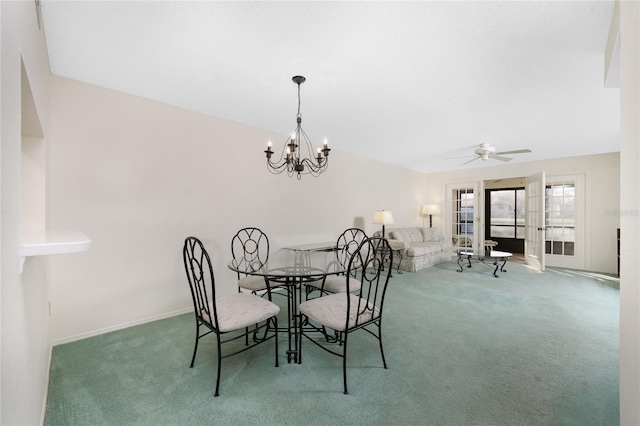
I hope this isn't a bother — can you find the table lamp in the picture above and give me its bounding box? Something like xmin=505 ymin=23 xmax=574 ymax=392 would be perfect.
xmin=420 ymin=204 xmax=440 ymax=228
xmin=373 ymin=210 xmax=394 ymax=238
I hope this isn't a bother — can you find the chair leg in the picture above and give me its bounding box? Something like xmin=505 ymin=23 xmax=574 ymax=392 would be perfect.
xmin=342 ymin=336 xmax=349 ymax=395
xmin=273 ymin=317 xmax=279 ymax=368
xmin=238 ymin=288 xmax=249 ymax=346
xmin=377 ymin=323 xmax=388 ymax=369
xmin=214 ymin=335 xmax=222 ymax=397
xmin=189 ymin=322 xmax=200 ymax=368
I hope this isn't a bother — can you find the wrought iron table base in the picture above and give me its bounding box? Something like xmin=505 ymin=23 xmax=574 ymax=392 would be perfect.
xmin=457 ymin=252 xmax=511 ymax=278
xmin=380 ymin=249 xmax=402 ymax=276
xmin=271 ymin=275 xmax=326 ymax=364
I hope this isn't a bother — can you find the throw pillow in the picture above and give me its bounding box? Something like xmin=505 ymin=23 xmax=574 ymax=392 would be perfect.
xmin=422 ymin=227 xmax=444 ymax=242
xmin=393 ymin=228 xmax=423 ymax=244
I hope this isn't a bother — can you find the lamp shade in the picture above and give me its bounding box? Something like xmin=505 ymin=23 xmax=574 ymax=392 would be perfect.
xmin=373 ymin=210 xmax=394 ymax=225
xmin=421 ymin=204 xmax=441 ymax=216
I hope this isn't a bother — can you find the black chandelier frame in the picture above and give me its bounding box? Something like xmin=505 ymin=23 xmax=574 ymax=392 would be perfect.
xmin=264 ymin=76 xmax=330 ymax=179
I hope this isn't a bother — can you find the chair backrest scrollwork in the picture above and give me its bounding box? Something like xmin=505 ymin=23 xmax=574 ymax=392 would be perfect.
xmin=345 ymin=236 xmax=393 ymax=330
xmin=183 ymin=237 xmax=218 ymax=330
xmin=335 ymin=228 xmax=367 ymax=272
xmin=231 ymin=227 xmax=270 ymax=276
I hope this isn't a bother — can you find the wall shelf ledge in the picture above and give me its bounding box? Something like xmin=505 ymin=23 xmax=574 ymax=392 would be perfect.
xmin=20 ymin=230 xmax=91 ymax=257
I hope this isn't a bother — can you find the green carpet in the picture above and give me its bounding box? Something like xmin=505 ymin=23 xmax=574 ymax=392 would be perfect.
xmin=44 ymin=260 xmax=619 ymax=425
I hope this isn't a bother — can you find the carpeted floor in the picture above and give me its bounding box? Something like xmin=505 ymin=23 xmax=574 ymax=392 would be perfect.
xmin=44 ymin=260 xmax=619 ymax=425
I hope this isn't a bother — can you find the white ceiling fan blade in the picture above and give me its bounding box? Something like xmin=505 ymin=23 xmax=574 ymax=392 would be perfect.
xmin=445 ymin=155 xmax=476 ymax=160
xmin=495 ymin=149 xmax=532 ymax=155
xmin=491 ymin=155 xmax=513 ymax=162
xmin=461 ymin=156 xmax=481 ymax=165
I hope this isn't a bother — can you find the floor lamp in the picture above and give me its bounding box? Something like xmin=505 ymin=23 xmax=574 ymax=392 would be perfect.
xmin=421 ymin=204 xmax=440 ymax=228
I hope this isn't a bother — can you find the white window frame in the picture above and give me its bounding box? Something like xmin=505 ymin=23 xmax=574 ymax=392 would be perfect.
xmin=544 ymin=174 xmax=586 ymax=270
xmin=444 ymin=181 xmax=482 ymax=251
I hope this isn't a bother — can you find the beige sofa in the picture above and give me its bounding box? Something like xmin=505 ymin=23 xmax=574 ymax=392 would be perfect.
xmin=376 ymin=227 xmax=452 ymax=272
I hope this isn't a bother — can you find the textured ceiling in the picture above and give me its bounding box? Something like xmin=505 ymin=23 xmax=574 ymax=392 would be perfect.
xmin=41 ymin=1 xmax=619 ymax=173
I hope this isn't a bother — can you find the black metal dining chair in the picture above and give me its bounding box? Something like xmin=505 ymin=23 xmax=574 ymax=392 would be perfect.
xmin=231 ymin=227 xmax=279 ymax=295
xmin=299 ymin=236 xmax=393 ymax=394
xmin=305 ymin=228 xmax=367 ymax=297
xmin=183 ymin=236 xmax=279 ymax=397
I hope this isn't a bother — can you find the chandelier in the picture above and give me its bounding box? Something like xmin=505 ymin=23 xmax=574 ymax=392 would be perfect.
xmin=264 ymin=76 xmax=330 ymax=179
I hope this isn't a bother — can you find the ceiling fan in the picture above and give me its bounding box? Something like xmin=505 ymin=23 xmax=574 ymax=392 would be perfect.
xmin=450 ymin=143 xmax=532 ymax=165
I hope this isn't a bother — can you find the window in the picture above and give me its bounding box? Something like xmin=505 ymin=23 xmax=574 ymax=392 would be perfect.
xmin=447 ymin=182 xmax=479 ymax=250
xmin=453 ymin=189 xmax=474 ymax=236
xmin=489 ymin=189 xmax=525 ymax=239
xmin=545 ymin=183 xmax=575 ymax=256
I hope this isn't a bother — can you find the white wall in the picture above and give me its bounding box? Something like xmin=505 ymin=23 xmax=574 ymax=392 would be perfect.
xmin=619 ymin=1 xmax=640 ymax=423
xmin=47 ymin=76 xmax=428 ymax=343
xmin=0 ymin=1 xmax=52 ymax=424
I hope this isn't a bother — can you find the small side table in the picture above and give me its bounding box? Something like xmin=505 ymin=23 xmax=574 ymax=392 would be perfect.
xmin=384 ymin=240 xmax=405 ymax=276
xmin=456 ymin=249 xmax=512 ymax=278
xmin=390 ymin=248 xmax=403 ymax=275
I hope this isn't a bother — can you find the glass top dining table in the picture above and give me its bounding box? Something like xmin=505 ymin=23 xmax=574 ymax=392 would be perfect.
xmin=228 ymin=249 xmax=349 ymax=364
xmin=227 ymin=248 xmax=348 ymax=281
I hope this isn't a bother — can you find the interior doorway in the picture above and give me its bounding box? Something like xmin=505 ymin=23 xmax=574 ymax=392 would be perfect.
xmin=482 ymin=174 xmax=585 ymax=270
xmin=484 ymin=186 xmax=525 ymax=254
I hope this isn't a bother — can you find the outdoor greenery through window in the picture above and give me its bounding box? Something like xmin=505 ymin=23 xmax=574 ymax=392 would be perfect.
xmin=489 ymin=189 xmax=525 ymax=239
xmin=545 ymin=182 xmax=575 ymax=256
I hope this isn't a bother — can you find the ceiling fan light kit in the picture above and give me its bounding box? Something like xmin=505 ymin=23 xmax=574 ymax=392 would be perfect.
xmin=459 ymin=143 xmax=532 ymax=165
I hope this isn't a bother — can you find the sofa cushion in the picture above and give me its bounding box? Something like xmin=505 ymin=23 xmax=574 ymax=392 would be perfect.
xmin=406 ymin=242 xmax=447 ymax=257
xmin=390 ymin=227 xmax=423 ymax=244
xmin=422 ymin=227 xmax=444 ymax=242
xmin=386 ymin=239 xmax=407 ymax=250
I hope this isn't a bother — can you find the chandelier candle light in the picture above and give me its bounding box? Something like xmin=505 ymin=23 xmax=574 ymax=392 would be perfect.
xmin=265 ymin=76 xmax=330 ymax=179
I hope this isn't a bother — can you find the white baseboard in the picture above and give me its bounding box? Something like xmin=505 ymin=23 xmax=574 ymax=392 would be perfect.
xmin=52 ymin=308 xmax=193 ymax=346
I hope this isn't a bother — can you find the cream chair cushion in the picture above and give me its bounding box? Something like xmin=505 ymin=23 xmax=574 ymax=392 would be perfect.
xmin=299 ymin=293 xmax=379 ymax=332
xmin=203 ymin=293 xmax=280 ymax=332
xmin=306 ymin=275 xmax=362 ymax=294
xmin=238 ymin=275 xmax=269 ymax=291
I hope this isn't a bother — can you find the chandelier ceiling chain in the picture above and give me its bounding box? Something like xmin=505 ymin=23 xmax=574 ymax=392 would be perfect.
xmin=264 ymin=76 xmax=330 ymax=179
